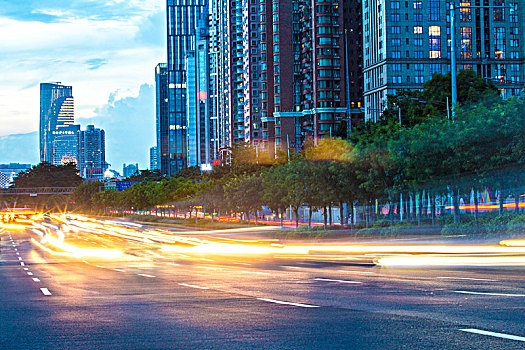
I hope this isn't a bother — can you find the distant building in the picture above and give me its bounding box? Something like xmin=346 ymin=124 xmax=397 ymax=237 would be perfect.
xmin=39 ymin=82 xmax=74 ymax=163
xmin=123 ymin=163 xmax=139 ymax=178
xmin=155 ymin=63 xmax=170 ymax=176
xmin=150 ymin=146 xmax=159 ymax=170
xmin=0 ymin=163 xmax=32 ymax=188
xmin=78 ymin=125 xmax=108 ymax=182
xmin=52 ymin=124 xmax=80 ymax=165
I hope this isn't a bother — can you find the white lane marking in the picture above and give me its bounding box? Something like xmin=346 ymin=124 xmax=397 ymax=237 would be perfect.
xmin=257 ymin=298 xmax=320 ymax=308
xmin=16 ymin=252 xmax=19 ymax=255
xmin=314 ymin=278 xmax=363 ymax=284
xmin=144 ymin=258 xmax=153 ymax=262
xmin=20 ymin=262 xmax=25 ymax=266
xmin=27 ymin=272 xmax=33 ymax=276
xmin=281 ymin=266 xmax=301 ymax=269
xmin=32 ymin=278 xmax=40 ymax=282
xmin=438 ymin=277 xmax=497 ymax=282
xmin=337 ymin=270 xmax=374 ymax=274
xmin=460 ymin=328 xmax=525 ymax=342
xmin=234 ymin=262 xmax=251 ymax=266
xmin=178 ymin=283 xmax=209 ymax=290
xmin=195 ymin=266 xmax=217 ymax=270
xmin=95 ymin=265 xmax=105 ymax=268
xmin=167 ymin=262 xmax=180 ymax=266
xmin=23 ymin=268 xmax=29 ymax=271
xmin=138 ymin=274 xmax=156 ymax=278
xmin=241 ymin=270 xmax=270 ymax=276
xmin=175 ymin=254 xmax=190 ymax=258
xmin=82 ymin=260 xmax=89 ymax=264
xmin=113 ymin=268 xmax=125 ymax=272
xmin=18 ymin=257 xmax=22 ymax=261
xmin=199 ymin=258 xmax=214 ymax=262
xmin=454 ymin=290 xmax=525 ymax=297
xmin=40 ymin=288 xmax=52 ymax=296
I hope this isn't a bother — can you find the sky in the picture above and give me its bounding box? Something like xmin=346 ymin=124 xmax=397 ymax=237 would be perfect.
xmin=0 ymin=0 xmax=166 ymax=171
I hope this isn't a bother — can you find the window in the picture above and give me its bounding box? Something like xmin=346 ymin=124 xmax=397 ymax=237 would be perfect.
xmin=392 ymin=38 xmax=401 ymax=46
xmin=429 ymin=0 xmax=440 ymax=21
xmin=414 ymin=13 xmax=423 ymax=22
xmin=392 ymin=76 xmax=402 ymax=83
xmin=391 ymin=13 xmax=400 ymax=21
xmin=415 ymin=64 xmax=424 ymax=72
xmin=494 ymin=27 xmax=506 ymax=59
xmin=415 ymin=76 xmax=425 ymax=84
xmin=392 ymin=26 xmax=401 ymax=34
xmin=318 ymin=58 xmax=333 ymax=66
xmin=392 ymin=51 xmax=401 ymax=58
xmin=414 ymin=26 xmax=423 ymax=34
xmin=510 ymin=27 xmax=519 ymax=36
xmin=494 ymin=0 xmax=504 ymax=21
xmin=414 ymin=51 xmax=424 ymax=58
xmin=414 ymin=38 xmax=423 ymax=46
xmin=460 ymin=1 xmax=471 ymax=21
xmin=510 ymin=2 xmax=518 ymax=22
xmin=413 ymin=1 xmax=422 ymax=9
xmin=510 ymin=39 xmax=519 ymax=47
xmin=495 ymin=64 xmax=506 ymax=82
xmin=391 ymin=1 xmax=400 ymax=9
xmin=274 ymin=44 xmax=279 ymax=53
xmin=392 ymin=64 xmax=401 ymax=72
xmin=461 ymin=27 xmax=472 ymax=58
xmin=430 ymin=63 xmax=441 ymax=76
xmin=429 ymin=26 xmax=441 ymax=58
xmin=510 ymin=51 xmax=519 ymax=59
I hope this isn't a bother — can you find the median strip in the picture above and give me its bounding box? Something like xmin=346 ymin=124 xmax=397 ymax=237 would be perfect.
xmin=460 ymin=328 xmax=525 ymax=342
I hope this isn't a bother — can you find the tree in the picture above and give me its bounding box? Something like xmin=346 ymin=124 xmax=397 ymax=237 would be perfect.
xmin=11 ymin=162 xmax=83 ymax=188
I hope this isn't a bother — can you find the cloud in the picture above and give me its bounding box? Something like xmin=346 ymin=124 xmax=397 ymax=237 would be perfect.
xmin=85 ymin=58 xmax=108 ymax=70
xmin=0 ymin=132 xmax=39 ymax=165
xmin=81 ymin=83 xmax=156 ymax=171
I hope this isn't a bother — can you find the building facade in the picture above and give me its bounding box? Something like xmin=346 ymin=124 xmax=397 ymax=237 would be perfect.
xmin=78 ymin=125 xmax=108 ymax=182
xmin=155 ymin=63 xmax=170 ymax=175
xmin=123 ymin=163 xmax=139 ymax=178
xmin=362 ymin=0 xmax=525 ymax=121
xmin=0 ymin=163 xmax=32 ymax=188
xmin=39 ymin=82 xmax=74 ymax=163
xmin=150 ymin=146 xmax=159 ymax=170
xmin=52 ymin=124 xmax=80 ymax=165
xmin=167 ymin=0 xmax=208 ymax=174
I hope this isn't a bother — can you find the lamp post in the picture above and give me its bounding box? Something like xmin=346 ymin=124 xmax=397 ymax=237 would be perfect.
xmin=449 ymin=3 xmax=510 ymax=119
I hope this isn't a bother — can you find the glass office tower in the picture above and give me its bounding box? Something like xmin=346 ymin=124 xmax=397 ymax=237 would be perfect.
xmin=167 ymin=0 xmax=208 ymax=174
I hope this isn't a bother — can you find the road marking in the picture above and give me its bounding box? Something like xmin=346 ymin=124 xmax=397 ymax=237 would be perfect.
xmin=314 ymin=278 xmax=363 ymax=284
xmin=16 ymin=252 xmax=19 ymax=255
xmin=95 ymin=265 xmax=105 ymax=268
xmin=20 ymin=262 xmax=25 ymax=266
xmin=82 ymin=260 xmax=89 ymax=264
xmin=233 ymin=262 xmax=251 ymax=266
xmin=32 ymin=278 xmax=40 ymax=282
xmin=18 ymin=257 xmax=22 ymax=260
xmin=195 ymin=266 xmax=217 ymax=270
xmin=199 ymin=258 xmax=214 ymax=262
xmin=23 ymin=268 xmax=29 ymax=271
xmin=454 ymin=290 xmax=525 ymax=297
xmin=438 ymin=277 xmax=497 ymax=282
xmin=138 ymin=274 xmax=156 ymax=278
xmin=113 ymin=268 xmax=125 ymax=272
xmin=40 ymin=288 xmax=52 ymax=296
xmin=460 ymin=328 xmax=525 ymax=342
xmin=27 ymin=272 xmax=33 ymax=276
xmin=257 ymin=298 xmax=320 ymax=308
xmin=281 ymin=266 xmax=301 ymax=269
xmin=178 ymin=283 xmax=209 ymax=290
xmin=241 ymin=270 xmax=270 ymax=275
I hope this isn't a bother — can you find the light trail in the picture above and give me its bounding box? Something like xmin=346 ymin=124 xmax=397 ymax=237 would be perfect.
xmin=376 ymin=255 xmax=525 ymax=267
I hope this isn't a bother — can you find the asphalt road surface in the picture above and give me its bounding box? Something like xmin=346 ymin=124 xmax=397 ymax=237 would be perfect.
xmin=1 ymin=219 xmax=524 ymax=349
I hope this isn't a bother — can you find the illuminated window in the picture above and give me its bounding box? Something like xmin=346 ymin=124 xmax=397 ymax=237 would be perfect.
xmin=414 ymin=26 xmax=423 ymax=34
xmin=429 ymin=26 xmax=441 ymax=58
xmin=461 ymin=27 xmax=472 ymax=58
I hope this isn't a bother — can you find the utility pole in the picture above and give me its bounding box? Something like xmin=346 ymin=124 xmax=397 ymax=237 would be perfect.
xmin=344 ymin=28 xmax=352 ymax=138
xmin=450 ymin=2 xmax=457 ymax=120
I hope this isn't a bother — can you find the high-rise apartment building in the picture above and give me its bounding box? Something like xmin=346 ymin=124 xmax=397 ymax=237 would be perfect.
xmin=39 ymin=82 xmax=74 ymax=163
xmin=155 ymin=63 xmax=170 ymax=175
xmin=362 ymin=0 xmax=525 ymax=121
xmin=78 ymin=125 xmax=108 ymax=182
xmin=167 ymin=0 xmax=208 ymax=173
xmin=150 ymin=146 xmax=159 ymax=170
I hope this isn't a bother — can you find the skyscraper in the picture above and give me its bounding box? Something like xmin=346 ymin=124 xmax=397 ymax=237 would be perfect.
xmin=52 ymin=124 xmax=80 ymax=165
xmin=362 ymin=0 xmax=525 ymax=121
xmin=150 ymin=146 xmax=159 ymax=170
xmin=39 ymin=82 xmax=74 ymax=163
xmin=78 ymin=125 xmax=108 ymax=182
xmin=155 ymin=63 xmax=169 ymax=175
xmin=167 ymin=0 xmax=208 ymax=174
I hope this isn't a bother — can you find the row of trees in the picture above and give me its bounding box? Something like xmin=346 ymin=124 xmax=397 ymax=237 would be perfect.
xmin=63 ymin=72 xmax=525 ymax=227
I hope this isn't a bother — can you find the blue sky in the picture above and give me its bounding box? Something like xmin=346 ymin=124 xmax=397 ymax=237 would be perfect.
xmin=0 ymin=0 xmax=165 ymax=170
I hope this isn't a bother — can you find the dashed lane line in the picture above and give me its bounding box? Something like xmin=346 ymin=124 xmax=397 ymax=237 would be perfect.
xmin=438 ymin=277 xmax=497 ymax=282
xmin=178 ymin=283 xmax=209 ymax=290
xmin=314 ymin=278 xmax=363 ymax=284
xmin=454 ymin=290 xmax=525 ymax=297
xmin=113 ymin=268 xmax=125 ymax=272
xmin=257 ymin=298 xmax=320 ymax=308
xmin=460 ymin=328 xmax=525 ymax=342
xmin=27 ymin=272 xmax=33 ymax=276
xmin=32 ymin=278 xmax=40 ymax=282
xmin=138 ymin=274 xmax=156 ymax=278
xmin=40 ymin=288 xmax=52 ymax=296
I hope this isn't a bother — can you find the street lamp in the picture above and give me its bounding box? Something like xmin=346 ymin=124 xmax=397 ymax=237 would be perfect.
xmin=449 ymin=2 xmax=510 ymax=119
